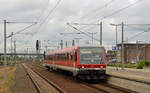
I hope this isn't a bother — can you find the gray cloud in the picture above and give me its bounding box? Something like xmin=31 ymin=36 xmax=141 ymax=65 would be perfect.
xmin=0 ymin=0 xmax=150 ymax=52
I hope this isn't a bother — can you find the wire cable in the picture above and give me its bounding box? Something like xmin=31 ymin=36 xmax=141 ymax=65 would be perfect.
xmin=34 ymin=0 xmax=62 ymax=35
xmin=67 ymin=23 xmax=100 ymax=42
xmin=75 ymin=0 xmax=143 ymax=31
xmin=127 ymin=30 xmax=147 ymax=41
xmin=36 ymin=0 xmax=50 ymax=22
xmin=7 ymin=22 xmax=37 ymax=38
xmin=72 ymin=0 xmax=116 ymax=22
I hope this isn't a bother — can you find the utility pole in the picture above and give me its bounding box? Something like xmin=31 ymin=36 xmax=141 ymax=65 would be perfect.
xmin=72 ymin=40 xmax=75 ymax=46
xmin=121 ymin=22 xmax=124 ymax=70
xmin=60 ymin=40 xmax=63 ymax=49
xmin=4 ymin=20 xmax=7 ymax=81
xmin=65 ymin=41 xmax=68 ymax=48
xmin=87 ymin=32 xmax=97 ymax=45
xmin=115 ymin=25 xmax=118 ymax=70
xmin=27 ymin=48 xmax=29 ymax=62
xmin=100 ymin=22 xmax=102 ymax=46
xmin=116 ymin=25 xmax=118 ymax=45
xmin=110 ymin=24 xmax=118 ymax=70
xmin=10 ymin=32 xmax=13 ymax=63
xmin=136 ymin=40 xmax=140 ymax=64
xmin=11 ymin=32 xmax=13 ymax=55
xmin=14 ymin=40 xmax=16 ymax=64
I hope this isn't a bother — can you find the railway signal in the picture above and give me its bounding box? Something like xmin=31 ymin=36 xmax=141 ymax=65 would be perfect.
xmin=36 ymin=40 xmax=39 ymax=51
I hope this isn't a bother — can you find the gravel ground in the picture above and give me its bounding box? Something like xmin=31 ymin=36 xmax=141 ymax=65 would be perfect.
xmin=13 ymin=64 xmax=38 ymax=93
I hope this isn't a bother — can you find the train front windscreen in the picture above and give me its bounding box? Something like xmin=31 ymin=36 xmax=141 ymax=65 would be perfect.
xmin=79 ymin=47 xmax=105 ymax=64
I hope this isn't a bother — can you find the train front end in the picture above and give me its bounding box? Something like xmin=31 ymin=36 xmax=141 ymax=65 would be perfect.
xmin=76 ymin=46 xmax=106 ymax=80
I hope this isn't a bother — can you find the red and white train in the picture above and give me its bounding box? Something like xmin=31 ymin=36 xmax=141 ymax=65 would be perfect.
xmin=44 ymin=46 xmax=106 ymax=80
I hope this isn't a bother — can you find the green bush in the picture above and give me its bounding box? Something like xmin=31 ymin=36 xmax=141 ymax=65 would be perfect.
xmin=107 ymin=63 xmax=115 ymax=67
xmin=107 ymin=63 xmax=135 ymax=68
xmin=0 ymin=60 xmax=3 ymax=65
xmin=136 ymin=61 xmax=150 ymax=69
xmin=136 ymin=64 xmax=143 ymax=69
xmin=125 ymin=64 xmax=136 ymax=68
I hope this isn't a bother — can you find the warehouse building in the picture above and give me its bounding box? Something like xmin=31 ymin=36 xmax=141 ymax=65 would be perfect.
xmin=117 ymin=43 xmax=150 ymax=63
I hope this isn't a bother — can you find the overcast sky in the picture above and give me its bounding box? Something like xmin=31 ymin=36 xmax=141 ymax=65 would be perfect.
xmin=0 ymin=0 xmax=150 ymax=53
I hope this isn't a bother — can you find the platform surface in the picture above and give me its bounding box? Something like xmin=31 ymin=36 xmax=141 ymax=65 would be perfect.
xmin=106 ymin=66 xmax=150 ymax=83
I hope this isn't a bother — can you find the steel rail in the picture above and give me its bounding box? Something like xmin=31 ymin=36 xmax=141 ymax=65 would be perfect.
xmin=22 ymin=64 xmax=43 ymax=93
xmin=28 ymin=64 xmax=66 ymax=93
xmin=79 ymin=80 xmax=137 ymax=93
xmin=34 ymin=63 xmax=137 ymax=93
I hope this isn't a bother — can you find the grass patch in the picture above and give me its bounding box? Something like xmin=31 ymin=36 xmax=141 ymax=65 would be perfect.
xmin=0 ymin=66 xmax=16 ymax=93
xmin=107 ymin=63 xmax=136 ymax=68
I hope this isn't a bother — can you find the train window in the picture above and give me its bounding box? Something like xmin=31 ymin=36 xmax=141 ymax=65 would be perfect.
xmin=71 ymin=51 xmax=73 ymax=60
xmin=45 ymin=55 xmax=47 ymax=60
xmin=67 ymin=52 xmax=69 ymax=61
xmin=74 ymin=50 xmax=77 ymax=62
xmin=56 ymin=53 xmax=67 ymax=61
xmin=48 ymin=55 xmax=53 ymax=61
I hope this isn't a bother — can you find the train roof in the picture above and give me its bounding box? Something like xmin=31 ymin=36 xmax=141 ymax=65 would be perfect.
xmin=46 ymin=46 xmax=104 ymax=55
xmin=78 ymin=46 xmax=104 ymax=48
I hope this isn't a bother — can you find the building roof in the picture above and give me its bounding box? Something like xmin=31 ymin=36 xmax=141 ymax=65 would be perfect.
xmin=117 ymin=43 xmax=150 ymax=45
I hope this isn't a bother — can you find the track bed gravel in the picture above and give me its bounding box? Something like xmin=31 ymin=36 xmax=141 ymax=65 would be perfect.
xmin=28 ymin=63 xmax=138 ymax=93
xmin=29 ymin=64 xmax=103 ymax=93
xmin=13 ymin=64 xmax=38 ymax=93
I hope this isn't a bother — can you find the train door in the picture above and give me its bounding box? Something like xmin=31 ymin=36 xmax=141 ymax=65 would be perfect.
xmin=52 ymin=53 xmax=56 ymax=70
xmin=73 ymin=49 xmax=78 ymax=77
xmin=67 ymin=52 xmax=69 ymax=65
xmin=71 ymin=51 xmax=74 ymax=67
xmin=70 ymin=49 xmax=77 ymax=68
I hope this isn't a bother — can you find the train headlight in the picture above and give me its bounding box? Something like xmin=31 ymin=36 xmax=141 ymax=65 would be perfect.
xmin=100 ymin=66 xmax=103 ymax=68
xmin=82 ymin=66 xmax=84 ymax=68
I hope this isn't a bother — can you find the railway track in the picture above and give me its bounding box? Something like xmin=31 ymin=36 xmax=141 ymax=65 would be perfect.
xmin=23 ymin=64 xmax=43 ymax=93
xmin=22 ymin=63 xmax=66 ymax=93
xmin=79 ymin=81 xmax=138 ymax=93
xmin=29 ymin=63 xmax=138 ymax=93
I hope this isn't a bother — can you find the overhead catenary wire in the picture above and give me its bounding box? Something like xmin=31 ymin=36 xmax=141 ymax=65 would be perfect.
xmin=72 ymin=0 xmax=116 ymax=22
xmin=36 ymin=0 xmax=50 ymax=22
xmin=34 ymin=0 xmax=62 ymax=35
xmin=127 ymin=30 xmax=150 ymax=41
xmin=75 ymin=0 xmax=143 ymax=31
xmin=67 ymin=23 xmax=100 ymax=42
xmin=7 ymin=22 xmax=37 ymax=38
xmin=66 ymin=0 xmax=144 ymax=46
xmin=101 ymin=0 xmax=143 ymax=20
